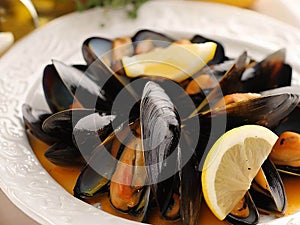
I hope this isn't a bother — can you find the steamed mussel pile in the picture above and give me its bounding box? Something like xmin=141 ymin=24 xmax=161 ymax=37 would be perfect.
xmin=23 ymin=29 xmax=300 ymax=225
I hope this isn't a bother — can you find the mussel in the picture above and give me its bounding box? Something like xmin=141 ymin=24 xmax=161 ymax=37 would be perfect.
xmin=250 ymin=158 xmax=286 ymax=214
xmin=43 ymin=60 xmax=110 ymax=112
xmin=270 ymin=131 xmax=300 ymax=176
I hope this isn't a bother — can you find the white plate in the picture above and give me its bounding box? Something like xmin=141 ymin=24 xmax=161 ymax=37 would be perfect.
xmin=0 ymin=1 xmax=300 ymax=224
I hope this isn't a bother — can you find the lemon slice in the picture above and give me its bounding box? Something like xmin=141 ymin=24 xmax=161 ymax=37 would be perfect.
xmin=202 ymin=125 xmax=278 ymax=220
xmin=122 ymin=42 xmax=217 ymax=82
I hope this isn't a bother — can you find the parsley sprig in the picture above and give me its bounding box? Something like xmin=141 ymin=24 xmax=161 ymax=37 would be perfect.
xmin=74 ymin=0 xmax=149 ymax=18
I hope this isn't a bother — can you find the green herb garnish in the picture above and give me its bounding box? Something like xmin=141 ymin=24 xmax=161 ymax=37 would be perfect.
xmin=74 ymin=0 xmax=148 ymax=18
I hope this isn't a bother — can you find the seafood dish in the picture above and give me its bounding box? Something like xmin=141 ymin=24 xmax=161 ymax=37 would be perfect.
xmin=22 ymin=29 xmax=300 ymax=225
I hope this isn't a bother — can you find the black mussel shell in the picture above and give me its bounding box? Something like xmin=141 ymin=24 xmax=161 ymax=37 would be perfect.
xmin=226 ymin=192 xmax=259 ymax=225
xmin=44 ymin=142 xmax=86 ymax=166
xmin=43 ymin=60 xmax=111 ymax=112
xmin=274 ymin=105 xmax=300 ymax=135
xmin=131 ymin=29 xmax=173 ymax=54
xmin=199 ymin=93 xmax=300 ymax=133
xmin=129 ymin=76 xmax=199 ymax=119
xmin=42 ymin=109 xmax=97 ymax=141
xmin=72 ymin=64 xmax=88 ymax=72
xmin=183 ymin=57 xmax=236 ymax=109
xmin=83 ymin=36 xmax=134 ymax=76
xmin=73 ymin=145 xmax=114 ymax=199
xmin=128 ymin=186 xmax=151 ymax=222
xmin=241 ymin=49 xmax=292 ymax=93
xmin=140 ymin=81 xmax=181 ymax=219
xmin=250 ymin=158 xmax=287 ymax=214
xmin=84 ymin=58 xmax=137 ymax=115
xmin=82 ymin=37 xmax=113 ymax=65
xmin=22 ymin=104 xmax=55 ymax=145
xmin=180 ymin=152 xmax=202 ymax=225
xmin=261 ymin=86 xmax=300 ymax=134
xmin=74 ymin=121 xmax=132 ymax=198
xmin=42 ymin=109 xmax=111 ymax=166
xmin=190 ymin=34 xmax=228 ymax=65
xmin=72 ymin=113 xmax=116 ymax=156
xmin=179 ymin=116 xmax=203 ymax=225
xmin=43 ymin=63 xmax=76 ymax=113
xmin=193 ymin=51 xmax=248 ymax=113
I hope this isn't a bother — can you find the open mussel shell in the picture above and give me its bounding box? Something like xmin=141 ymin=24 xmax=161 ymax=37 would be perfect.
xmin=73 ymin=146 xmax=114 ymax=199
xmin=82 ymin=30 xmax=172 ymax=78
xmin=199 ymin=93 xmax=300 ymax=134
xmin=226 ymin=93 xmax=299 ymax=130
xmin=193 ymin=51 xmax=249 ymax=113
xmin=128 ymin=186 xmax=151 ymax=222
xmin=131 ymin=29 xmax=173 ymax=54
xmin=193 ymin=48 xmax=293 ymax=114
xmin=43 ymin=60 xmax=111 ymax=113
xmin=43 ymin=63 xmax=77 ymax=112
xmin=226 ymin=192 xmax=259 ymax=225
xmin=83 ymin=56 xmax=138 ymax=116
xmin=183 ymin=59 xmax=236 ymax=107
xmin=241 ymin=49 xmax=292 ymax=93
xmin=74 ymin=152 xmax=111 ymax=198
xmin=140 ymin=81 xmax=181 ymax=219
xmin=82 ymin=37 xmax=113 ymax=65
xmin=83 ymin=36 xmax=134 ymax=76
xmin=22 ymin=104 xmax=56 ymax=145
xmin=109 ymin=120 xmax=146 ymax=213
xmin=74 ymin=121 xmax=133 ymax=199
xmin=260 ymin=86 xmax=300 ymax=134
xmin=250 ymin=158 xmax=287 ymax=214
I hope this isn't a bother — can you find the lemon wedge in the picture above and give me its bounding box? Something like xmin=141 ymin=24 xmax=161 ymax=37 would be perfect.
xmin=122 ymin=42 xmax=217 ymax=82
xmin=202 ymin=125 xmax=278 ymax=220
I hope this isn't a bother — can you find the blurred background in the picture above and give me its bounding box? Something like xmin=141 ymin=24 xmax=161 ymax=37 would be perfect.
xmin=0 ymin=0 xmax=76 ymax=41
xmin=0 ymin=0 xmax=256 ymax=52
xmin=1 ymin=0 xmax=299 ymax=54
